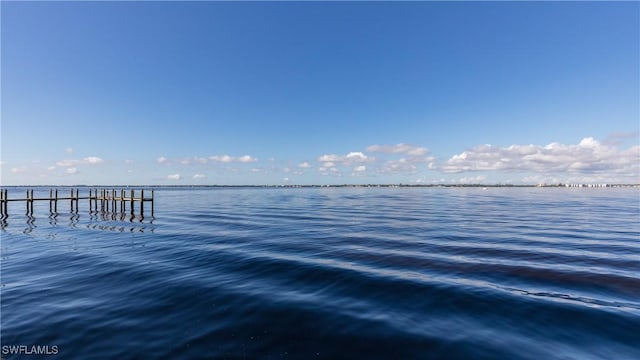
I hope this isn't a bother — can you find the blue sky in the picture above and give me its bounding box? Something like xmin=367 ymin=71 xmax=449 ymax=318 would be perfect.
xmin=2 ymin=1 xmax=638 ymax=185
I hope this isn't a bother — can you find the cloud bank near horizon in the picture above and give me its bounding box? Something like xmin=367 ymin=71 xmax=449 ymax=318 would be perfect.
xmin=153 ymin=137 xmax=640 ymax=184
xmin=2 ymin=137 xmax=638 ymax=185
xmin=442 ymin=137 xmax=639 ymax=175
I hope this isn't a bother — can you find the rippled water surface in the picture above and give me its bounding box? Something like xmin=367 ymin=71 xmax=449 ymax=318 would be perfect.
xmin=2 ymin=187 xmax=639 ymax=359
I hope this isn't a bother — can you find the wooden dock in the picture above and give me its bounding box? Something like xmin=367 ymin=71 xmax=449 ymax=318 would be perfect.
xmin=0 ymin=188 xmax=154 ymax=218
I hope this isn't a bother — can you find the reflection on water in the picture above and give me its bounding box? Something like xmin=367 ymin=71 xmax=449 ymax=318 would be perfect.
xmin=23 ymin=214 xmax=36 ymax=234
xmin=0 ymin=212 xmax=155 ymax=233
xmin=89 ymin=211 xmax=149 ymax=223
xmin=86 ymin=222 xmax=153 ymax=233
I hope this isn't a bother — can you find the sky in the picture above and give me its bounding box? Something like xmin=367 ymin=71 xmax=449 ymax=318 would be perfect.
xmin=1 ymin=1 xmax=638 ymax=185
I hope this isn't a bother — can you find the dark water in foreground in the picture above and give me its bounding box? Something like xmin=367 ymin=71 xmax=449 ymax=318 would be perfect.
xmin=1 ymin=187 xmax=639 ymax=359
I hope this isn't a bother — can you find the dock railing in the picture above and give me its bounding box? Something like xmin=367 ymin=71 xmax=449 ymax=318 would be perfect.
xmin=0 ymin=188 xmax=154 ymax=218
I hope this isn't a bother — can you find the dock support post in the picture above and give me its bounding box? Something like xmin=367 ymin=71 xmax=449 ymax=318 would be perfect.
xmin=151 ymin=190 xmax=154 ymax=217
xmin=49 ymin=189 xmax=53 ymax=213
xmin=140 ymin=190 xmax=144 ymax=217
xmin=0 ymin=189 xmax=5 ymax=217
xmin=54 ymin=189 xmax=58 ymax=213
xmin=1 ymin=189 xmax=5 ymax=217
xmin=130 ymin=190 xmax=134 ymax=216
xmin=26 ymin=189 xmax=34 ymax=215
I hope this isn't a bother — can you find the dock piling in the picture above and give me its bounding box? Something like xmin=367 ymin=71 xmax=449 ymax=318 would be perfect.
xmin=140 ymin=190 xmax=144 ymax=218
xmin=26 ymin=190 xmax=30 ymax=215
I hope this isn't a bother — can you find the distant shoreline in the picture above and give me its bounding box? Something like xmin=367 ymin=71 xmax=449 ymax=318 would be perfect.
xmin=1 ymin=184 xmax=638 ymax=189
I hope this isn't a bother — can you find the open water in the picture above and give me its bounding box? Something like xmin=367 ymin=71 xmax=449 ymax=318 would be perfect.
xmin=1 ymin=187 xmax=639 ymax=359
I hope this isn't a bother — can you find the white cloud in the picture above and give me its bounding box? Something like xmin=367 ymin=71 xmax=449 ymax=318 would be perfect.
xmin=167 ymin=173 xmax=181 ymax=180
xmin=55 ymin=157 xmax=104 ymax=168
xmin=11 ymin=166 xmax=27 ymax=173
xmin=177 ymin=157 xmax=209 ymax=165
xmin=208 ymin=154 xmax=257 ymax=163
xmin=345 ymin=152 xmax=368 ymax=161
xmin=367 ymin=143 xmax=429 ymax=156
xmin=47 ymin=166 xmax=56 ymax=171
xmin=0 ymin=161 xmax=5 ymax=166
xmin=65 ymin=147 xmax=74 ymax=154
xmin=209 ymin=155 xmax=234 ymax=163
xmin=56 ymin=159 xmax=79 ymax=167
xmin=364 ymin=143 xmax=434 ymax=175
xmin=318 ymin=154 xmax=340 ymax=162
xmin=298 ymin=162 xmax=311 ymax=169
xmin=317 ymin=151 xmax=372 ymax=167
xmin=353 ymin=165 xmax=366 ymax=172
xmin=193 ymin=174 xmax=207 ymax=179
xmin=379 ymin=158 xmax=418 ymax=174
xmin=83 ymin=156 xmax=104 ymax=165
xmin=440 ymin=137 xmax=640 ymax=182
xmin=66 ymin=167 xmax=78 ymax=174
xmin=318 ymin=165 xmax=341 ymax=176
xmin=125 ymin=159 xmax=135 ymax=164
xmin=159 ymin=155 xmax=257 ymax=166
xmin=237 ymin=155 xmax=257 ymax=163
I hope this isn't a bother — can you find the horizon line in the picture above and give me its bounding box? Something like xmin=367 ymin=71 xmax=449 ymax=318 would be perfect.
xmin=1 ymin=183 xmax=638 ymax=188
